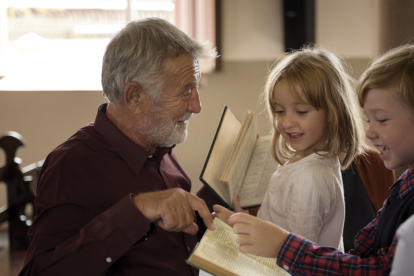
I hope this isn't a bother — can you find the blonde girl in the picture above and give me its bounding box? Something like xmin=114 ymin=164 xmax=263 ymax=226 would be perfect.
xmin=214 ymin=46 xmax=366 ymax=251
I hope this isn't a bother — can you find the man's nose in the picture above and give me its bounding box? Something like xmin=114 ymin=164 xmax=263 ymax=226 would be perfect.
xmin=188 ymin=88 xmax=202 ymax=114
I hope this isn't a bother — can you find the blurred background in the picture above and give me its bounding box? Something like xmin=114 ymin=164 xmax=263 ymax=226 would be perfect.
xmin=0 ymin=0 xmax=413 ymax=212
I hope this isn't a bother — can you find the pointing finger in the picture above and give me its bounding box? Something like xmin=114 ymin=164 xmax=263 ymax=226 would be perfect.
xmin=187 ymin=193 xmax=215 ymax=231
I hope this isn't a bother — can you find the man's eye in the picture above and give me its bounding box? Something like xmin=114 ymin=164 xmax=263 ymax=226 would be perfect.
xmin=184 ymin=85 xmax=197 ymax=97
xmin=297 ymin=111 xmax=308 ymax=115
xmin=378 ymin=119 xmax=388 ymax=123
xmin=183 ymin=88 xmax=192 ymax=97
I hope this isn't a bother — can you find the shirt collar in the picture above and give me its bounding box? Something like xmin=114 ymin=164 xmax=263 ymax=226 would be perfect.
xmin=389 ymin=168 xmax=414 ymax=199
xmin=93 ymin=103 xmax=173 ymax=175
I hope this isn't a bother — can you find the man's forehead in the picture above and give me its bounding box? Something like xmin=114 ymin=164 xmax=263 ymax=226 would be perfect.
xmin=162 ymin=54 xmax=199 ymax=75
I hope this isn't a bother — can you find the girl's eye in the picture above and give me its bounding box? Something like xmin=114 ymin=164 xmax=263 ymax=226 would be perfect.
xmin=275 ymin=110 xmax=284 ymax=114
xmin=377 ymin=119 xmax=388 ymax=123
xmin=297 ymin=111 xmax=308 ymax=115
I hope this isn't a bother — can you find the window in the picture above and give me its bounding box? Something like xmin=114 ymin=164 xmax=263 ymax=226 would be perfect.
xmin=0 ymin=0 xmax=216 ymax=91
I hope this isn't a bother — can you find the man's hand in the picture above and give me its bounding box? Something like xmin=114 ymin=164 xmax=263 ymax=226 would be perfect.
xmin=228 ymin=213 xmax=289 ymax=258
xmin=133 ymin=188 xmax=215 ymax=235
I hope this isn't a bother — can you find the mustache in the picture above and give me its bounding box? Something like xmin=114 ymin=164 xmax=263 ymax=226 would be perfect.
xmin=179 ymin=112 xmax=193 ymax=121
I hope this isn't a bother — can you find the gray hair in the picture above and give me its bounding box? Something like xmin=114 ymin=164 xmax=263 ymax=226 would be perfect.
xmin=102 ymin=17 xmax=217 ymax=104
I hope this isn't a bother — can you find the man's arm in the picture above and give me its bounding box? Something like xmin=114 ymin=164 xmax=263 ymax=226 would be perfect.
xmin=20 ymin=194 xmax=150 ymax=276
xmin=20 ymin=165 xmax=213 ymax=276
xmin=134 ymin=188 xmax=214 ymax=235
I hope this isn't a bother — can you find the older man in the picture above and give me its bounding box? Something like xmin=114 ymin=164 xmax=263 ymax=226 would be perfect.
xmin=19 ymin=18 xmax=218 ymax=276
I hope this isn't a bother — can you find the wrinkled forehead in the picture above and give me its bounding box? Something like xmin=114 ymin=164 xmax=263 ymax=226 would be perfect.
xmin=161 ymin=54 xmax=200 ymax=78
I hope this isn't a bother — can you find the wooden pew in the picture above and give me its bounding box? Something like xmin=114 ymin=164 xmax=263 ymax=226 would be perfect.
xmin=0 ymin=132 xmax=41 ymax=276
xmin=0 ymin=132 xmax=37 ymax=250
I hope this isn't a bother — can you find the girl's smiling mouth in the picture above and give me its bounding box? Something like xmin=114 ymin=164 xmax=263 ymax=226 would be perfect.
xmin=287 ymin=133 xmax=303 ymax=141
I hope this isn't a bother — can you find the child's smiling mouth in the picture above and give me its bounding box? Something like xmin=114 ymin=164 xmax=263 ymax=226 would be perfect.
xmin=376 ymin=145 xmax=389 ymax=153
xmin=287 ymin=133 xmax=303 ymax=141
xmin=376 ymin=145 xmax=390 ymax=159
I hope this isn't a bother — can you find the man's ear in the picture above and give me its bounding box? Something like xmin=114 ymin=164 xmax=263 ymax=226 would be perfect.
xmin=123 ymin=82 xmax=145 ymax=114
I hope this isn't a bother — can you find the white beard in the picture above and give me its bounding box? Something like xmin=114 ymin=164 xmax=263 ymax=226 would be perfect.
xmin=135 ymin=102 xmax=192 ymax=148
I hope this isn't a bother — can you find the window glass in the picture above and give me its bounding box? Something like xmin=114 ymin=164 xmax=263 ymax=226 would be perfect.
xmin=0 ymin=0 xmax=192 ymax=91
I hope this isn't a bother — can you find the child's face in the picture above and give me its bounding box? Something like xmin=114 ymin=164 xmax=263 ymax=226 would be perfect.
xmin=364 ymin=86 xmax=414 ymax=170
xmin=273 ymin=80 xmax=327 ymax=158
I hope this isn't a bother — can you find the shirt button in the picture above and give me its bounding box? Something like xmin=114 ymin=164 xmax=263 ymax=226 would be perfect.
xmin=283 ymin=264 xmax=289 ymax=270
xmin=106 ymin=257 xmax=112 ymax=263
xmin=148 ymin=155 xmax=153 ymax=158
xmin=145 ymin=238 xmax=148 ymax=241
xmin=187 ymin=246 xmax=191 ymax=251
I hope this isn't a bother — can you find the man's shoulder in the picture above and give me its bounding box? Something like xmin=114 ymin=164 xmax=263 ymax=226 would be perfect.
xmin=46 ymin=124 xmax=107 ymax=167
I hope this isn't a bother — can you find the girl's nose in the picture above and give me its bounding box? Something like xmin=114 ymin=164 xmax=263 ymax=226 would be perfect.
xmin=283 ymin=113 xmax=295 ymax=128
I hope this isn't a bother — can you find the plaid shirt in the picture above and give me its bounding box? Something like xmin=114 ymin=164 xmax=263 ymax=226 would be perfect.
xmin=277 ymin=169 xmax=414 ymax=276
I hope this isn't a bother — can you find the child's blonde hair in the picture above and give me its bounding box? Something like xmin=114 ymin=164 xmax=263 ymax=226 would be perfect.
xmin=357 ymin=44 xmax=414 ymax=112
xmin=263 ymin=46 xmax=366 ymax=169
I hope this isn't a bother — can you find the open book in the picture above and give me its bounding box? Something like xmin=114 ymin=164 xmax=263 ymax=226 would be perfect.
xmin=200 ymin=106 xmax=278 ymax=209
xmin=186 ymin=218 xmax=290 ymax=276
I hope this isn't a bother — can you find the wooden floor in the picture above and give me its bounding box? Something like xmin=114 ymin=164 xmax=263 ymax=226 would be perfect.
xmin=0 ymin=231 xmax=26 ymax=276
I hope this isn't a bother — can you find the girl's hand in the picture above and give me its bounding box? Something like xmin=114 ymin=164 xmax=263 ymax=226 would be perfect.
xmin=232 ymin=194 xmax=249 ymax=214
xmin=212 ymin=205 xmax=234 ymax=225
xmin=212 ymin=194 xmax=249 ymax=225
xmin=228 ymin=213 xmax=290 ymax=258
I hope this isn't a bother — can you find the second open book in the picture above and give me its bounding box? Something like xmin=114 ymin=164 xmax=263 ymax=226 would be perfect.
xmin=200 ymin=106 xmax=278 ymax=209
xmin=186 ymin=218 xmax=290 ymax=276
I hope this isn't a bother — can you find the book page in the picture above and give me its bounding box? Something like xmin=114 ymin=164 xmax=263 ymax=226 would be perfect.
xmin=221 ymin=111 xmax=253 ymax=182
xmin=221 ymin=111 xmax=251 ymax=181
xmin=238 ymin=136 xmax=278 ymax=207
xmin=200 ymin=107 xmax=241 ymax=205
xmin=228 ymin=113 xmax=258 ymax=207
xmin=192 ymin=219 xmax=289 ymax=276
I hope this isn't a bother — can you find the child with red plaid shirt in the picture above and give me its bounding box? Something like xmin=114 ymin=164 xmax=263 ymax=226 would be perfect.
xmin=226 ymin=44 xmax=414 ymax=275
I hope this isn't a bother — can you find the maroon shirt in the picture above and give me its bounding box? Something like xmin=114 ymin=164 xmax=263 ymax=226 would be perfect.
xmin=19 ymin=104 xmax=217 ymax=276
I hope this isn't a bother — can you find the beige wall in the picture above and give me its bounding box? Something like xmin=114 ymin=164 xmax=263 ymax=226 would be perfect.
xmin=316 ymin=0 xmax=376 ymax=58
xmin=222 ymin=0 xmax=377 ymax=61
xmin=221 ymin=0 xmax=284 ymax=61
xmin=0 ymin=0 xmax=376 ymax=208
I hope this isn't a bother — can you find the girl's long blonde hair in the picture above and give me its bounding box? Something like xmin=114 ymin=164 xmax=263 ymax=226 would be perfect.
xmin=263 ymin=46 xmax=366 ymax=169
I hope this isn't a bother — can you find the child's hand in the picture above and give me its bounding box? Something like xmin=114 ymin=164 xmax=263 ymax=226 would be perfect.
xmin=212 ymin=194 xmax=249 ymax=225
xmin=232 ymin=194 xmax=249 ymax=214
xmin=228 ymin=213 xmax=290 ymax=258
xmin=212 ymin=205 xmax=234 ymax=225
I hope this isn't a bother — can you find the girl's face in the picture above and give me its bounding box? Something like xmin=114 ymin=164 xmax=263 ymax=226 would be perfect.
xmin=364 ymin=86 xmax=414 ymax=171
xmin=273 ymin=79 xmax=328 ymax=160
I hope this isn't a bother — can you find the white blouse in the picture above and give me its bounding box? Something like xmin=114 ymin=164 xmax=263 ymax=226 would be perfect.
xmin=257 ymin=153 xmax=344 ymax=251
